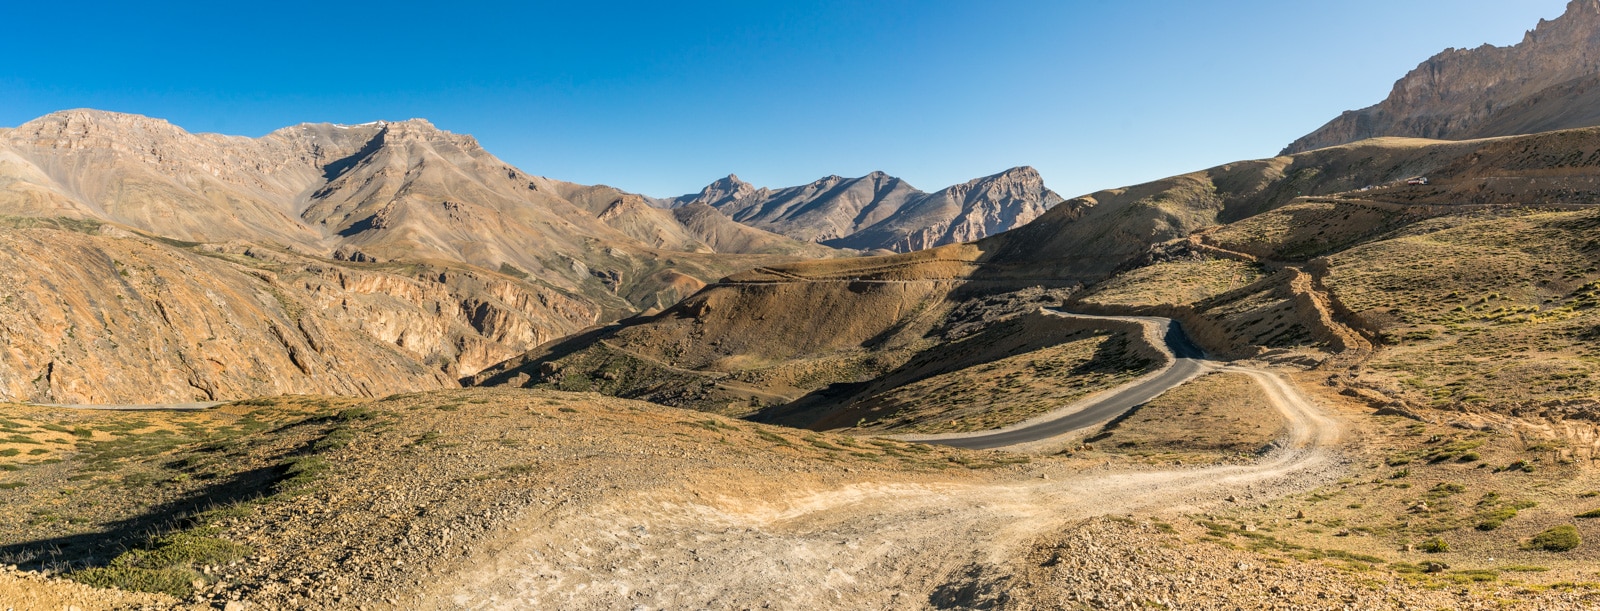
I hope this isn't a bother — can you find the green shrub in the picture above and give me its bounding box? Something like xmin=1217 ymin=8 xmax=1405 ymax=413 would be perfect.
xmin=127 ymin=532 xmax=250 ymax=569
xmin=336 ymin=407 xmax=376 ymax=421
xmin=1527 ymin=525 xmax=1582 ymax=552
xmin=1477 ymin=507 xmax=1519 ymax=531
xmin=70 ymin=531 xmax=249 ymax=598
xmin=1419 ymin=537 xmax=1450 ymax=553
xmin=72 ymin=566 xmax=197 ymax=598
xmin=312 ymin=427 xmax=356 ymax=451
xmin=276 ymin=456 xmax=329 ymax=493
xmin=1497 ymin=460 xmax=1535 ymax=473
xmin=1577 ymin=508 xmax=1600 ymax=519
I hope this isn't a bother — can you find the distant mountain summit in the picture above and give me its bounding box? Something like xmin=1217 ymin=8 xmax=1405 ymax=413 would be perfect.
xmin=1285 ymin=0 xmax=1600 ymax=154
xmin=669 ymin=167 xmax=1063 ymax=252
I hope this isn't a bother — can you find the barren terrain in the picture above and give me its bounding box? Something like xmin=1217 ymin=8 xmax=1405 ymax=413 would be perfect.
xmin=17 ymin=20 xmax=1600 ymax=606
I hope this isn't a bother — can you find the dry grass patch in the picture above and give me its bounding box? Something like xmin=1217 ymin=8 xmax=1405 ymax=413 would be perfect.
xmin=1324 ymin=208 xmax=1600 ymax=415
xmin=1078 ymin=258 xmax=1266 ymax=308
xmin=1086 ymin=372 xmax=1284 ymax=464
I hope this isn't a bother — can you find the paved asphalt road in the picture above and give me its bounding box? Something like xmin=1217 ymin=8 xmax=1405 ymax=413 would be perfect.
xmin=927 ymin=311 xmax=1209 ymax=450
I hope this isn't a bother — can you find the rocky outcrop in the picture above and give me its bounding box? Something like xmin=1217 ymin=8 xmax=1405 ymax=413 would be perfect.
xmin=670 ymin=167 xmax=1063 ymax=252
xmin=1285 ymin=0 xmax=1600 ymax=153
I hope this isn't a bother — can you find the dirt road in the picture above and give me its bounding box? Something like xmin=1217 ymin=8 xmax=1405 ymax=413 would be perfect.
xmin=421 ymin=328 xmax=1346 ymax=609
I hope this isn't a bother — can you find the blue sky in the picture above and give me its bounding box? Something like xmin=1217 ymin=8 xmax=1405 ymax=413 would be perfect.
xmin=0 ymin=0 xmax=1571 ymax=198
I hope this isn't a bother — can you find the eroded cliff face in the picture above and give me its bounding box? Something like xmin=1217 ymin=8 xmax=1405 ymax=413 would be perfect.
xmin=0 ymin=227 xmax=599 ymax=403
xmin=1285 ymin=0 xmax=1600 ymax=153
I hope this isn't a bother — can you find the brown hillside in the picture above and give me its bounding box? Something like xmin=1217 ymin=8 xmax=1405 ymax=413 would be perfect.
xmin=0 ymin=110 xmax=858 ymax=402
xmin=0 ymin=224 xmax=601 ymax=403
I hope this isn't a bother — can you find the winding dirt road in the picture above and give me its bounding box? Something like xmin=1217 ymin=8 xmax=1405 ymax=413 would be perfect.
xmin=423 ymin=315 xmax=1348 ymax=610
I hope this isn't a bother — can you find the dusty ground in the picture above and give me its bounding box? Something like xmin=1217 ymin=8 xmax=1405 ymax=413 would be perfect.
xmin=0 ymin=564 xmax=171 ymax=610
xmin=2 ymin=364 xmax=1599 ymax=609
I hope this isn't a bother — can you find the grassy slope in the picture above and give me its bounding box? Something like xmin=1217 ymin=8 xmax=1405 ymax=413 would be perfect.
xmin=1323 ymin=208 xmax=1600 ymax=413
xmin=1084 ymin=372 xmax=1286 ymax=465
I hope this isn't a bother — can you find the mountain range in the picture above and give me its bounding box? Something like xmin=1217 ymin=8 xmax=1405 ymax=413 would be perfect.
xmin=0 ymin=109 xmax=1062 ymax=403
xmin=666 ymin=167 xmax=1064 ymax=252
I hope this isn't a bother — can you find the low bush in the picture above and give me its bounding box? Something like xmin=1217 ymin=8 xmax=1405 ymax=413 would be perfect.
xmin=71 ymin=531 xmax=250 ymax=598
xmin=1527 ymin=525 xmax=1582 ymax=552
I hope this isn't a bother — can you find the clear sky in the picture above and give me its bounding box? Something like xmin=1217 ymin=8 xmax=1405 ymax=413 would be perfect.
xmin=0 ymin=0 xmax=1572 ymax=198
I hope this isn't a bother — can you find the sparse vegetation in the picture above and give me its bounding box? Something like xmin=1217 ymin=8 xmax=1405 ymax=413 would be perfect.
xmin=1527 ymin=525 xmax=1582 ymax=552
xmin=71 ymin=530 xmax=250 ymax=597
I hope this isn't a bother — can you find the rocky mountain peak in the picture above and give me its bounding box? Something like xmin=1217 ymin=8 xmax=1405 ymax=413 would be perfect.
xmin=7 ymin=109 xmax=200 ymax=150
xmin=957 ymin=166 xmax=1054 ymax=197
xmin=371 ymin=118 xmax=482 ymax=151
xmin=679 ymin=173 xmax=761 ymax=208
xmin=987 ymin=165 xmax=1043 ymax=183
xmin=712 ymin=173 xmax=752 ymax=190
xmin=1284 ymin=0 xmax=1600 ymax=153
